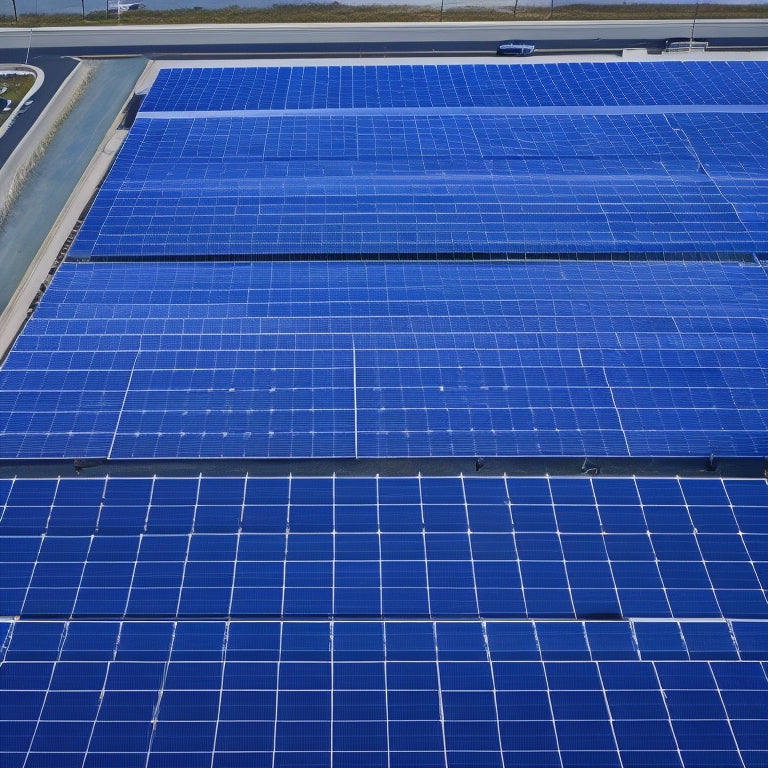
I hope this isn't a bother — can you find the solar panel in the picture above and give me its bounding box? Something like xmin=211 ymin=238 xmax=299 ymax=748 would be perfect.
xmin=2 ymin=260 xmax=767 ymax=459
xmin=69 ymin=110 xmax=768 ymax=260
xmin=2 ymin=475 xmax=767 ymax=621
xmin=3 ymin=57 xmax=768 ymax=768
xmin=1 ymin=616 xmax=766 ymax=767
xmin=65 ymin=61 xmax=768 ymax=260
xmin=139 ymin=61 xmax=768 ymax=113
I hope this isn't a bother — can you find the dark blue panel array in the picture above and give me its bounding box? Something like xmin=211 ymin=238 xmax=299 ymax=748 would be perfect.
xmin=2 ymin=475 xmax=767 ymax=621
xmin=4 ymin=58 xmax=768 ymax=768
xmin=2 ymin=260 xmax=767 ymax=459
xmin=1 ymin=617 xmax=767 ymax=768
xmin=2 ymin=475 xmax=768 ymax=767
xmin=139 ymin=61 xmax=768 ymax=112
xmin=69 ymin=109 xmax=768 ymax=259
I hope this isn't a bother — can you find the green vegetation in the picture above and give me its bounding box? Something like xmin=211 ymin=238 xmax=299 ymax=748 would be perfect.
xmin=0 ymin=73 xmax=34 ymax=128
xmin=0 ymin=2 xmax=766 ymax=26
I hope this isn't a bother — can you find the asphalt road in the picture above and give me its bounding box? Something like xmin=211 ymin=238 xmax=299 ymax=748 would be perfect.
xmin=0 ymin=19 xmax=766 ymax=60
xmin=0 ymin=55 xmax=79 ymax=168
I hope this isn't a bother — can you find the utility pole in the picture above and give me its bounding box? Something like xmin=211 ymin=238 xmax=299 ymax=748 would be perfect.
xmin=690 ymin=0 xmax=700 ymax=41
xmin=10 ymin=0 xmax=18 ymax=22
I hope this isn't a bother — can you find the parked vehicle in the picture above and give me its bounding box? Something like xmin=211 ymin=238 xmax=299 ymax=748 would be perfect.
xmin=497 ymin=40 xmax=535 ymax=57
xmin=108 ymin=2 xmax=145 ymax=11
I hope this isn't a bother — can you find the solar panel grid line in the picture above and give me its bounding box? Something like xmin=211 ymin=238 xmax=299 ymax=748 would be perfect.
xmin=66 ymin=532 xmax=100 ymax=627
xmin=418 ymin=478 xmax=435 ymax=623
xmin=369 ymin=478 xmax=386 ymax=632
xmin=208 ymin=621 xmax=230 ymax=768
xmin=278 ymin=480 xmax=290 ymax=620
xmin=225 ymin=484 xmax=248 ymax=622
xmin=330 ymin=483 xmax=338 ymax=628
xmin=173 ymin=513 xmax=196 ymax=621
xmin=646 ymin=660 xmax=687 ymax=768
xmin=592 ymin=660 xmax=628 ymax=767
xmin=626 ymin=478 xmax=677 ymax=623
xmin=16 ymin=523 xmax=54 ymax=622
xmin=140 ymin=622 xmax=172 ymax=764
xmin=432 ymin=621 xmax=456 ymax=768
xmin=380 ymin=622 xmax=393 ymax=767
xmin=351 ymin=342 xmax=358 ymax=461
xmin=77 ymin=630 xmax=114 ymax=768
xmin=547 ymin=482 xmax=580 ymax=625
xmin=587 ymin=480 xmax=625 ymax=622
xmin=706 ymin=659 xmax=750 ymax=768
xmin=269 ymin=621 xmax=284 ymax=768
xmin=452 ymin=477 xmax=482 ymax=621
xmin=674 ymin=476 xmax=729 ymax=622
xmin=18 ymin=620 xmax=68 ymax=768
xmin=533 ymin=624 xmax=570 ymax=768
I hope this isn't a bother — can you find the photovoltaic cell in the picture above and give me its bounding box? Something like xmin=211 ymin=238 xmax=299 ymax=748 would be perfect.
xmin=1 ymin=260 xmax=767 ymax=459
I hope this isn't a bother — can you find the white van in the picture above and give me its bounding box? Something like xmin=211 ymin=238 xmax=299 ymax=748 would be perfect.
xmin=497 ymin=41 xmax=536 ymax=57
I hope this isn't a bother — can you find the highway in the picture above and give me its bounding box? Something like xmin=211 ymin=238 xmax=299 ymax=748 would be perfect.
xmin=0 ymin=19 xmax=767 ymax=59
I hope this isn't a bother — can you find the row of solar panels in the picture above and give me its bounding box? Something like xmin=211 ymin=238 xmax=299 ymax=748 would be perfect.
xmin=1 ymin=260 xmax=766 ymax=459
xmin=4 ymin=540 xmax=767 ymax=619
xmin=140 ymin=61 xmax=768 ymax=113
xmin=69 ymin=110 xmax=768 ymax=259
xmin=3 ymin=618 xmax=767 ymax=662
xmin=109 ymin=113 xmax=764 ymax=175
xmin=2 ymin=618 xmax=766 ymax=768
xmin=2 ymin=475 xmax=766 ymax=620
xmin=2 ymin=475 xmax=767 ymax=532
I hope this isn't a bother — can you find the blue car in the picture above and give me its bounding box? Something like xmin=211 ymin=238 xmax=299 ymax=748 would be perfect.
xmin=497 ymin=40 xmax=535 ymax=56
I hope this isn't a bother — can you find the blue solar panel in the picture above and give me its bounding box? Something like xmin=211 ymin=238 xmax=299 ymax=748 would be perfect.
xmin=3 ymin=57 xmax=768 ymax=768
xmin=139 ymin=61 xmax=768 ymax=113
xmin=2 ymin=260 xmax=767 ymax=459
xmin=63 ymin=61 xmax=768 ymax=260
xmin=1 ymin=617 xmax=766 ymax=768
xmin=68 ymin=109 xmax=768 ymax=260
xmin=2 ymin=475 xmax=767 ymax=621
